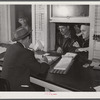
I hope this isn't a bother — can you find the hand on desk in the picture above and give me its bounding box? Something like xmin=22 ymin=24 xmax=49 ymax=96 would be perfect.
xmin=73 ymin=41 xmax=80 ymax=47
xmin=39 ymin=55 xmax=48 ymax=64
xmin=75 ymin=47 xmax=89 ymax=52
xmin=83 ymin=63 xmax=89 ymax=68
xmin=57 ymin=47 xmax=63 ymax=54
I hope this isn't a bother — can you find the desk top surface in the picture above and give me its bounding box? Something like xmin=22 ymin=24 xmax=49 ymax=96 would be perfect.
xmin=0 ymin=48 xmax=97 ymax=91
xmin=46 ymin=59 xmax=95 ymax=91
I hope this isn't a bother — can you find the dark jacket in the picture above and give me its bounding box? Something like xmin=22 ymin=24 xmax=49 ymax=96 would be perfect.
xmin=74 ymin=35 xmax=83 ymax=47
xmin=81 ymin=39 xmax=89 ymax=48
xmin=77 ymin=39 xmax=90 ymax=65
xmin=1 ymin=42 xmax=49 ymax=91
xmin=56 ymin=33 xmax=76 ymax=54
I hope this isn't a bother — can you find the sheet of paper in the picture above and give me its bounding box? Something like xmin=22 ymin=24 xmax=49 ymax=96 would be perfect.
xmin=0 ymin=57 xmax=4 ymax=61
xmin=0 ymin=66 xmax=2 ymax=71
xmin=63 ymin=52 xmax=77 ymax=58
xmin=0 ymin=47 xmax=6 ymax=54
xmin=90 ymin=60 xmax=100 ymax=69
xmin=46 ymin=56 xmax=59 ymax=64
xmin=94 ymin=86 xmax=100 ymax=91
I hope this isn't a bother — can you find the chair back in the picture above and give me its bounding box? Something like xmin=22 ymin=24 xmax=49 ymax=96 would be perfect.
xmin=0 ymin=78 xmax=10 ymax=91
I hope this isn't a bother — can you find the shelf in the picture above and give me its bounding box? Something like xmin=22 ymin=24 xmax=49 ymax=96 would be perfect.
xmin=50 ymin=17 xmax=90 ymax=23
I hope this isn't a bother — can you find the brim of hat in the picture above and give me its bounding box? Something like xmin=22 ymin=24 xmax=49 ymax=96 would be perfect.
xmin=12 ymin=30 xmax=32 ymax=41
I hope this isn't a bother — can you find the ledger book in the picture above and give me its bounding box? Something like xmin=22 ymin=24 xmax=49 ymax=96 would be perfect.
xmin=50 ymin=52 xmax=77 ymax=74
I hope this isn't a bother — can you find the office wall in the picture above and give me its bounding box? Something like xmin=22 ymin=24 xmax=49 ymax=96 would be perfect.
xmin=0 ymin=5 xmax=10 ymax=43
xmin=93 ymin=5 xmax=100 ymax=59
xmin=33 ymin=5 xmax=49 ymax=51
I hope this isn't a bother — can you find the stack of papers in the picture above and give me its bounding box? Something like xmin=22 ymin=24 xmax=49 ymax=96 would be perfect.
xmin=62 ymin=52 xmax=77 ymax=58
xmin=35 ymin=53 xmax=59 ymax=65
xmin=35 ymin=54 xmax=42 ymax=60
xmin=50 ymin=52 xmax=77 ymax=74
xmin=54 ymin=57 xmax=73 ymax=70
xmin=0 ymin=66 xmax=2 ymax=71
xmin=94 ymin=86 xmax=100 ymax=91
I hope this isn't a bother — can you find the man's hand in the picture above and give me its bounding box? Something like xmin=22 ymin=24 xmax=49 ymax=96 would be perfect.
xmin=57 ymin=47 xmax=63 ymax=54
xmin=75 ymin=47 xmax=89 ymax=52
xmin=83 ymin=63 xmax=89 ymax=68
xmin=73 ymin=41 xmax=80 ymax=47
xmin=40 ymin=55 xmax=48 ymax=64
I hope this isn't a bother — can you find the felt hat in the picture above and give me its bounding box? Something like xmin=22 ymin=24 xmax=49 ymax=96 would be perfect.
xmin=12 ymin=27 xmax=32 ymax=41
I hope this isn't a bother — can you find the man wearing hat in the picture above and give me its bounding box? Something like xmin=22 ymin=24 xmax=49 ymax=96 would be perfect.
xmin=1 ymin=27 xmax=49 ymax=91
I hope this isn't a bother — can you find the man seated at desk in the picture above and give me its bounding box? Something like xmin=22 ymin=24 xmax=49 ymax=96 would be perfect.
xmin=1 ymin=27 xmax=49 ymax=91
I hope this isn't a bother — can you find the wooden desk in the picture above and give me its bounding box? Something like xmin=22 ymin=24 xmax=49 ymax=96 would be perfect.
xmin=0 ymin=49 xmax=98 ymax=91
xmin=30 ymin=69 xmax=95 ymax=91
xmin=30 ymin=58 xmax=96 ymax=92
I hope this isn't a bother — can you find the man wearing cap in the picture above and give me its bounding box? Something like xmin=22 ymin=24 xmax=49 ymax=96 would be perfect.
xmin=1 ymin=27 xmax=49 ymax=91
xmin=56 ymin=24 xmax=79 ymax=54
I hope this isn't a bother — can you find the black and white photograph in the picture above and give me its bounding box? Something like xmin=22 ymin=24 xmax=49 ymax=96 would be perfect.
xmin=0 ymin=1 xmax=100 ymax=97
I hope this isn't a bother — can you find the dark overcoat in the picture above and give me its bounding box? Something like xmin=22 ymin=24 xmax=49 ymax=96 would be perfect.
xmin=1 ymin=42 xmax=49 ymax=91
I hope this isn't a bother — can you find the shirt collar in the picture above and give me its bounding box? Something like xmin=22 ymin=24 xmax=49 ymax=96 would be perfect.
xmin=21 ymin=43 xmax=26 ymax=48
xmin=18 ymin=42 xmax=26 ymax=48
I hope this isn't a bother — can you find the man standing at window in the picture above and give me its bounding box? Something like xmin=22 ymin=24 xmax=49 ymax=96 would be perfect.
xmin=74 ymin=24 xmax=91 ymax=70
xmin=75 ymin=24 xmax=90 ymax=58
xmin=56 ymin=24 xmax=79 ymax=54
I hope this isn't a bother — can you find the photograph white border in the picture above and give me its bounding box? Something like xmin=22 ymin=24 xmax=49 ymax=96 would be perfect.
xmin=0 ymin=1 xmax=100 ymax=99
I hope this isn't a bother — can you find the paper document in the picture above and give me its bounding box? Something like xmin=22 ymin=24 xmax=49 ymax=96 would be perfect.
xmin=94 ymin=86 xmax=100 ymax=91
xmin=90 ymin=59 xmax=100 ymax=69
xmin=46 ymin=56 xmax=59 ymax=65
xmin=63 ymin=52 xmax=77 ymax=58
xmin=51 ymin=52 xmax=76 ymax=74
xmin=54 ymin=57 xmax=73 ymax=70
xmin=0 ymin=66 xmax=2 ymax=71
xmin=35 ymin=53 xmax=59 ymax=65
xmin=0 ymin=47 xmax=6 ymax=54
xmin=0 ymin=57 xmax=4 ymax=61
